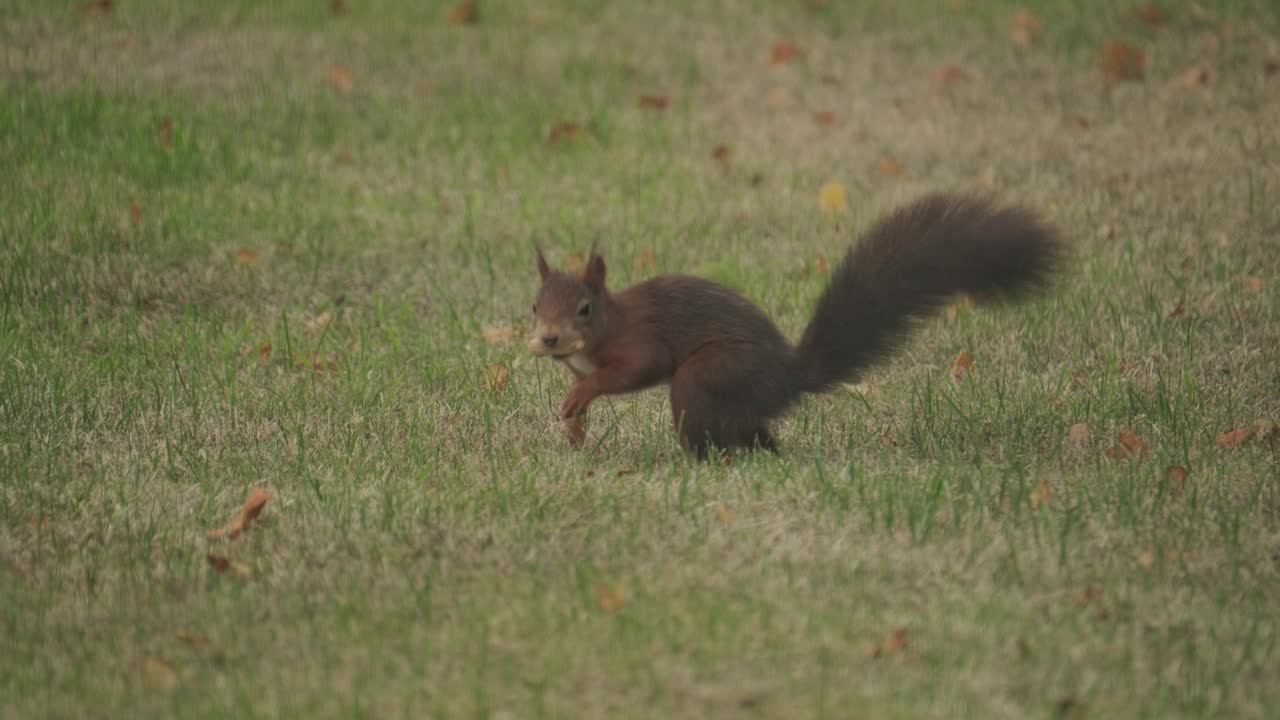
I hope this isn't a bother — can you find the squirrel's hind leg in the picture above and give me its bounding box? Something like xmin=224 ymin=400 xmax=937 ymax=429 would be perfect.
xmin=670 ymin=355 xmax=777 ymax=457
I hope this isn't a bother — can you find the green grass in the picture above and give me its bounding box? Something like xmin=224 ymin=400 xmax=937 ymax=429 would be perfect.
xmin=3 ymin=0 xmax=1279 ymax=717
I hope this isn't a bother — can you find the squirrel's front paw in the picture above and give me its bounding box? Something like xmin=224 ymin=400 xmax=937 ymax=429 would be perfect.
xmin=564 ymin=415 xmax=586 ymax=448
xmin=559 ymin=383 xmax=595 ymax=419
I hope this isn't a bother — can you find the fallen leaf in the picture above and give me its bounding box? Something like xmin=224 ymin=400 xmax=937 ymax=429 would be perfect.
xmin=633 ymin=248 xmax=657 ymax=273
xmin=79 ymin=0 xmax=112 ymax=18
xmin=713 ymin=503 xmax=736 ymax=525
xmin=1132 ymin=2 xmax=1164 ymax=26
xmin=769 ymin=42 xmax=801 ymax=65
xmin=1097 ymin=223 xmax=1115 ymax=240
xmin=1029 ymin=479 xmax=1051 ymax=509
xmin=308 ymin=311 xmax=334 ymax=330
xmin=234 ymin=248 xmax=260 ymax=267
xmin=141 ymin=656 xmax=178 ymax=690
xmin=1070 ymin=116 xmax=1090 ymax=130
xmin=156 ymin=117 xmax=174 ymax=151
xmin=257 ymin=343 xmax=272 ymax=364
xmin=1073 ymin=586 xmax=1103 ymax=608
xmin=1165 ymin=464 xmax=1189 ymax=492
xmin=813 ymin=111 xmax=841 ymax=127
xmin=815 ymin=254 xmax=828 ymax=274
xmin=1067 ymin=422 xmax=1092 ymax=445
xmin=1179 ymin=66 xmax=1210 ymax=89
xmin=329 ymin=0 xmax=348 ymax=15
xmin=483 ymin=363 xmax=510 ymax=392
xmin=711 ymin=144 xmax=732 ymax=163
xmin=870 ymin=628 xmax=907 ymax=658
xmin=1242 ymin=275 xmax=1263 ymax=291
xmin=449 ymin=0 xmax=477 ymax=25
xmin=950 ymin=350 xmax=973 ymax=378
xmin=1168 ymin=298 xmax=1185 ymax=319
xmin=336 ymin=149 xmax=354 ymax=166
xmin=129 ymin=200 xmax=142 ymax=227
xmin=1215 ymin=427 xmax=1253 ymax=448
xmin=326 ymin=64 xmax=354 ymax=94
xmin=615 ymin=466 xmax=635 ymax=477
xmin=206 ymin=553 xmax=251 ymax=578
xmin=1100 ymin=42 xmax=1145 ymax=82
xmin=482 ymin=325 xmax=516 ymax=345
xmin=547 ymin=122 xmax=582 ymax=144
xmin=174 ymin=631 xmax=210 ymax=650
xmin=818 ymin=181 xmax=847 ymax=213
xmin=878 ymin=157 xmax=907 ymax=178
xmin=207 ymin=487 xmax=271 ymax=540
xmin=1009 ymin=8 xmax=1043 ymax=48
xmin=637 ymin=95 xmax=668 ymax=110
xmin=929 ymin=64 xmax=970 ymax=92
xmin=1105 ymin=428 xmax=1147 ymax=461
xmin=593 ymin=581 xmax=625 ymax=612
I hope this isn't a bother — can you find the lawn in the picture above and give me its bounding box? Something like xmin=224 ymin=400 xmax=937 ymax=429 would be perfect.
xmin=2 ymin=1 xmax=1279 ymax=717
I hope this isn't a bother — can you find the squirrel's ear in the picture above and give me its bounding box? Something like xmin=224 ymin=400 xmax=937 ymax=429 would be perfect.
xmin=583 ymin=243 xmax=607 ymax=291
xmin=536 ymin=247 xmax=552 ymax=280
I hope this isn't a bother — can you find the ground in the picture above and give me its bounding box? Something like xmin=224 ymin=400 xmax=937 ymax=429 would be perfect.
xmin=2 ymin=1 xmax=1279 ymax=718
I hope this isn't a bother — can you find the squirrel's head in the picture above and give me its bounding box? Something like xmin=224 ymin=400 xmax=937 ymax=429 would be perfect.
xmin=528 ymin=246 xmax=608 ymax=358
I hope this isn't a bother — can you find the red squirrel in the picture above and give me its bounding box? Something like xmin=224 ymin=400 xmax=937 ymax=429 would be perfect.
xmin=528 ymin=193 xmax=1062 ymax=457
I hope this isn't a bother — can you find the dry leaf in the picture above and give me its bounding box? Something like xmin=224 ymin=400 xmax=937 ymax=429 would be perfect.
xmin=207 ymin=487 xmax=271 ymax=540
xmin=329 ymin=0 xmax=348 ymax=16
xmin=80 ymin=0 xmax=112 ymax=18
xmin=713 ymin=502 xmax=736 ymax=525
xmin=141 ymin=656 xmax=178 ymax=690
xmin=1168 ymin=298 xmax=1185 ymax=320
xmin=1067 ymin=423 xmax=1092 ymax=445
xmin=206 ymin=553 xmax=250 ymax=578
xmin=547 ymin=122 xmax=582 ymax=144
xmin=1070 ymin=116 xmax=1090 ymax=131
xmin=1073 ymin=586 xmax=1103 ymax=608
xmin=769 ymin=42 xmax=801 ymax=65
xmin=815 ymin=254 xmax=828 ymax=274
xmin=950 ymin=350 xmax=974 ymax=378
xmin=637 ymin=95 xmax=669 ymax=110
xmin=1165 ymin=464 xmax=1189 ymax=492
xmin=818 ymin=181 xmax=847 ymax=213
xmin=174 ymin=631 xmax=210 ymax=650
xmin=878 ymin=157 xmax=907 ymax=178
xmin=482 ymin=325 xmax=516 ymax=345
xmin=336 ymin=149 xmax=354 ymax=166
xmin=1029 ymin=479 xmax=1051 ymax=509
xmin=1132 ymin=2 xmax=1163 ymax=26
xmin=326 ymin=65 xmax=354 ymax=94
xmin=593 ymin=581 xmax=625 ymax=612
xmin=449 ymin=0 xmax=477 ymax=25
xmin=813 ymin=111 xmax=841 ymax=127
xmin=929 ymin=64 xmax=970 ymax=92
xmin=234 ymin=248 xmax=261 ymax=267
xmin=129 ymin=200 xmax=142 ymax=227
xmin=156 ymin=117 xmax=174 ymax=151
xmin=615 ymin=466 xmax=635 ymax=477
xmin=1256 ymin=421 xmax=1279 ymax=446
xmin=1105 ymin=428 xmax=1147 ymax=461
xmin=1179 ymin=66 xmax=1210 ymax=88
xmin=711 ymin=144 xmax=731 ymax=163
xmin=257 ymin=343 xmax=272 ymax=364
xmin=309 ymin=311 xmax=334 ymax=330
xmin=1100 ymin=42 xmax=1145 ymax=81
xmin=1215 ymin=427 xmax=1253 ymax=448
xmin=870 ymin=628 xmax=907 ymax=658
xmin=1242 ymin=275 xmax=1263 ymax=291
xmin=633 ymin=248 xmax=657 ymax=273
xmin=1009 ymin=8 xmax=1043 ymax=48
xmin=483 ymin=363 xmax=510 ymax=392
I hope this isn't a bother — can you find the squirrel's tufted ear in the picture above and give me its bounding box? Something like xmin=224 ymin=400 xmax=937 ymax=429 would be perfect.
xmin=536 ymin=246 xmax=552 ymax=280
xmin=583 ymin=243 xmax=607 ymax=291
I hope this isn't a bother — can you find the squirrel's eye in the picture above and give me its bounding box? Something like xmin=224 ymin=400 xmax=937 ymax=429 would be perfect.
xmin=578 ymin=303 xmax=591 ymax=318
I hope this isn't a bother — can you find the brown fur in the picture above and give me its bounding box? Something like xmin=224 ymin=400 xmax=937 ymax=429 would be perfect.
xmin=530 ymin=193 xmax=1063 ymax=457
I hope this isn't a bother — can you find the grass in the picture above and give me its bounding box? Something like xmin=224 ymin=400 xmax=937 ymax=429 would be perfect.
xmin=2 ymin=0 xmax=1279 ymax=717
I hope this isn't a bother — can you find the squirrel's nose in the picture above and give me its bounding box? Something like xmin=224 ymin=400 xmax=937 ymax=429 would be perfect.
xmin=541 ymin=335 xmax=559 ymax=349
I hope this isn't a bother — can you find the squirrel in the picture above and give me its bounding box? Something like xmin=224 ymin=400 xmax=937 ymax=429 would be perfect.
xmin=527 ymin=193 xmax=1062 ymax=457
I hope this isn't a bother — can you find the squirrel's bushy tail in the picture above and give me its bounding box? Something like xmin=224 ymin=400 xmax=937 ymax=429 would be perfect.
xmin=794 ymin=193 xmax=1062 ymax=394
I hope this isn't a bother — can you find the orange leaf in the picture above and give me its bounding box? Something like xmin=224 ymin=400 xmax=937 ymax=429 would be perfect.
xmin=482 ymin=325 xmax=516 ymax=345
xmin=637 ymin=95 xmax=669 ymax=110
xmin=257 ymin=343 xmax=272 ymax=364
xmin=326 ymin=65 xmax=354 ymax=94
xmin=174 ymin=631 xmax=211 ymax=650
xmin=712 ymin=502 xmax=736 ymax=525
xmin=234 ymin=248 xmax=261 ymax=267
xmin=156 ymin=117 xmax=174 ymax=151
xmin=813 ymin=111 xmax=841 ymax=127
xmin=1029 ymin=479 xmax=1051 ymax=509
xmin=1179 ymin=66 xmax=1210 ymax=88
xmin=129 ymin=200 xmax=142 ymax=227
xmin=1100 ymin=42 xmax=1145 ymax=81
xmin=449 ymin=0 xmax=477 ymax=25
xmin=1073 ymin=586 xmax=1103 ymax=608
xmin=769 ymin=42 xmax=801 ymax=65
xmin=1165 ymin=464 xmax=1189 ymax=492
xmin=950 ymin=350 xmax=973 ymax=378
xmin=308 ymin=311 xmax=334 ymax=330
xmin=329 ymin=0 xmax=348 ymax=16
xmin=929 ymin=64 xmax=970 ymax=92
xmin=593 ymin=581 xmax=625 ymax=613
xmin=1008 ymin=8 xmax=1043 ymax=48
xmin=207 ymin=488 xmax=270 ymax=540
xmin=483 ymin=364 xmax=509 ymax=392
xmin=547 ymin=122 xmax=582 ymax=144
xmin=1242 ymin=275 xmax=1263 ymax=291
xmin=711 ymin=144 xmax=731 ymax=163
xmin=1132 ymin=2 xmax=1164 ymax=26
xmin=878 ymin=157 xmax=907 ymax=178
xmin=1070 ymin=116 xmax=1090 ymax=131
xmin=1215 ymin=427 xmax=1253 ymax=448
xmin=633 ymin=247 xmax=657 ymax=274
xmin=1105 ymin=428 xmax=1147 ymax=461
xmin=79 ymin=0 xmax=112 ymax=18
xmin=141 ymin=656 xmax=178 ymax=690
xmin=870 ymin=628 xmax=907 ymax=658
xmin=815 ymin=254 xmax=828 ymax=274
